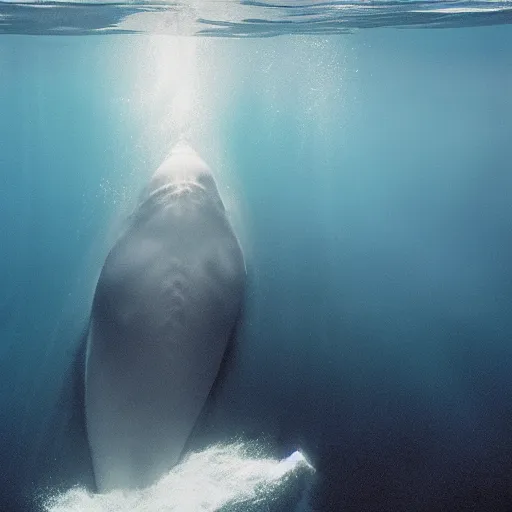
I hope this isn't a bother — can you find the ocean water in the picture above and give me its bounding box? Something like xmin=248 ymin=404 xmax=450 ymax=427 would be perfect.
xmin=1 ymin=2 xmax=512 ymax=511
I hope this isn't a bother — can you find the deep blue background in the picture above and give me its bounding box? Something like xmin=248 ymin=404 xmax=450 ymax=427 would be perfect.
xmin=0 ymin=26 xmax=511 ymax=511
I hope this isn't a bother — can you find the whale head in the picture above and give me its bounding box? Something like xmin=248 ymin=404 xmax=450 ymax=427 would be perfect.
xmin=148 ymin=142 xmax=214 ymax=195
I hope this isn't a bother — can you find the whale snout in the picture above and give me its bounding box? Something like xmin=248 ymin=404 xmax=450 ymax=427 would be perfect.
xmin=148 ymin=143 xmax=213 ymax=194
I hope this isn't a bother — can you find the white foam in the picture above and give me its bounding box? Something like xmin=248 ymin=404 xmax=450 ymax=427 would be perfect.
xmin=44 ymin=443 xmax=313 ymax=512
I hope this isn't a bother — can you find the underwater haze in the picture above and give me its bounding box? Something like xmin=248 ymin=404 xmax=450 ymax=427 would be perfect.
xmin=1 ymin=2 xmax=512 ymax=511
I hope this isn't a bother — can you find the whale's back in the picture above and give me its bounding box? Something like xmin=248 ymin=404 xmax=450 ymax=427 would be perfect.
xmin=85 ymin=152 xmax=245 ymax=491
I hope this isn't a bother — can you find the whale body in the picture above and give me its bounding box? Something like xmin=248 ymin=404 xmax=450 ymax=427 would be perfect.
xmin=85 ymin=144 xmax=246 ymax=492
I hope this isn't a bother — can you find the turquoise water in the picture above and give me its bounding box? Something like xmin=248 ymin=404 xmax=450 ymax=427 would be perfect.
xmin=1 ymin=5 xmax=512 ymax=511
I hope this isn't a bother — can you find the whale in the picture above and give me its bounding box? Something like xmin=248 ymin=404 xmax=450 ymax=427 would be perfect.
xmin=84 ymin=144 xmax=246 ymax=492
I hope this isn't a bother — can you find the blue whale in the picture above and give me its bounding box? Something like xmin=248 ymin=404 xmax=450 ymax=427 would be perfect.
xmin=84 ymin=144 xmax=246 ymax=491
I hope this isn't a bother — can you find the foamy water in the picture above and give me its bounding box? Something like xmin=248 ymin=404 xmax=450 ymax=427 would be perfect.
xmin=43 ymin=444 xmax=314 ymax=512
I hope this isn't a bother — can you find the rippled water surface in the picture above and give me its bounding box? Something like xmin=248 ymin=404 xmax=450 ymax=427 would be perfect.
xmin=1 ymin=0 xmax=511 ymax=36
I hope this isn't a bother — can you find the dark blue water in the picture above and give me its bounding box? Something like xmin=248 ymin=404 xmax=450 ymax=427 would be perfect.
xmin=1 ymin=5 xmax=512 ymax=511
